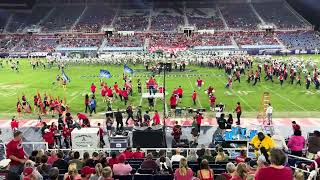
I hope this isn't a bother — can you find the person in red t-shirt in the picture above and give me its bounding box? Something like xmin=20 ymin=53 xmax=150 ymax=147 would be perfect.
xmin=43 ymin=129 xmax=54 ymax=149
xmin=209 ymin=95 xmax=216 ymax=110
xmin=292 ymin=121 xmax=301 ymax=133
xmin=234 ymin=102 xmax=242 ymax=125
xmin=101 ymin=87 xmax=107 ymax=102
xmin=152 ymin=110 xmax=160 ymax=125
xmin=177 ymin=86 xmax=183 ymax=99
xmin=11 ymin=117 xmax=19 ymax=131
xmin=108 ymin=152 xmax=118 ymax=168
xmin=122 ymin=147 xmax=134 ymax=159
xmin=195 ymin=112 xmax=203 ymax=133
xmin=77 ymin=113 xmax=90 ymax=127
xmin=133 ymin=146 xmax=145 ymax=159
xmin=62 ymin=125 xmax=71 ymax=149
xmin=170 ymin=95 xmax=177 ymax=109
xmin=90 ymin=83 xmax=96 ymax=94
xmin=192 ymin=91 xmax=197 ymax=105
xmin=255 ymin=149 xmax=292 ymax=180
xmin=171 ymin=121 xmax=182 ymax=143
xmin=196 ymin=78 xmax=203 ymax=89
xmin=235 ymin=150 xmax=247 ymax=164
xmin=6 ymin=130 xmax=27 ymax=174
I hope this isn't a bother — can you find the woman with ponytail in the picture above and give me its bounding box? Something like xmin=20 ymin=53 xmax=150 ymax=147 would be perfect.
xmin=174 ymin=158 xmax=194 ymax=180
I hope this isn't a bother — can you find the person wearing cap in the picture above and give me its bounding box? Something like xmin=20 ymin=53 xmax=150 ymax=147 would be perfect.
xmin=80 ymin=166 xmax=95 ymax=179
xmin=6 ymin=130 xmax=27 ymax=174
xmin=112 ymin=155 xmax=132 ymax=176
xmin=22 ymin=167 xmax=35 ymax=180
xmin=0 ymin=159 xmax=20 ymax=180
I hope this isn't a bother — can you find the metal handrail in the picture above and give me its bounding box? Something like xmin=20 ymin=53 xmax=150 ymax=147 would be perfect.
xmin=288 ymin=154 xmax=319 ymax=180
xmin=0 ymin=142 xmax=48 ymax=156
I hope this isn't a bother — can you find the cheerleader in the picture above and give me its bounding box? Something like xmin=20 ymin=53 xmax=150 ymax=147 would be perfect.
xmin=16 ymin=101 xmax=22 ymax=118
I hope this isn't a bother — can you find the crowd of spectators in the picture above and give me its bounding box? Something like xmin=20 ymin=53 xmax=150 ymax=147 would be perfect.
xmin=219 ymin=4 xmax=259 ymax=30
xmin=73 ymin=5 xmax=116 ymax=33
xmin=14 ymin=35 xmax=58 ymax=52
xmin=253 ymin=2 xmax=308 ymax=29
xmin=277 ymin=31 xmax=320 ymax=50
xmin=151 ymin=15 xmax=184 ymax=31
xmin=104 ymin=33 xmax=145 ymax=47
xmin=0 ymin=35 xmax=24 ymax=52
xmin=234 ymin=32 xmax=279 ymax=46
xmin=186 ymin=8 xmax=225 ymax=30
xmin=115 ymin=15 xmax=149 ymax=32
xmin=190 ymin=33 xmax=232 ymax=46
xmin=58 ymin=34 xmax=103 ymax=48
xmin=40 ymin=5 xmax=85 ymax=32
xmin=6 ymin=6 xmax=53 ymax=33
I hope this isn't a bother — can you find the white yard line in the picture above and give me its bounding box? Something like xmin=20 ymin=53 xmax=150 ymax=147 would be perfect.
xmin=263 ymin=86 xmax=307 ymax=111
xmin=187 ymin=75 xmax=203 ymax=108
xmin=216 ymin=76 xmax=255 ymax=111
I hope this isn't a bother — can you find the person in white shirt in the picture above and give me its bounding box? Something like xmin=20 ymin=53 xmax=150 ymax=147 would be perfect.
xmin=171 ymin=149 xmax=185 ymax=163
xmin=272 ymin=129 xmax=288 ymax=152
xmin=266 ymin=103 xmax=273 ymax=125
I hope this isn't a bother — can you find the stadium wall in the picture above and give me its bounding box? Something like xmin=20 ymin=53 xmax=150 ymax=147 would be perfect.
xmin=286 ymin=0 xmax=320 ymax=30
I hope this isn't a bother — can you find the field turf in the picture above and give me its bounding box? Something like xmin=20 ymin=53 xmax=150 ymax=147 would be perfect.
xmin=0 ymin=54 xmax=320 ymax=119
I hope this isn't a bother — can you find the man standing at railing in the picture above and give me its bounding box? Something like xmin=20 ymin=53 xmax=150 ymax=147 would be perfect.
xmin=6 ymin=130 xmax=27 ymax=174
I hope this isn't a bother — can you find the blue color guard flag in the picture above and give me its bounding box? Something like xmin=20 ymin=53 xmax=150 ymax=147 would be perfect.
xmin=62 ymin=70 xmax=70 ymax=82
xmin=100 ymin=69 xmax=112 ymax=78
xmin=124 ymin=64 xmax=134 ymax=74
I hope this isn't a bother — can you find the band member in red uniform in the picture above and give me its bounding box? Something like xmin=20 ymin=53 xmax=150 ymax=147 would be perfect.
xmin=196 ymin=78 xmax=203 ymax=89
xmin=90 ymin=83 xmax=96 ymax=94
xmin=195 ymin=112 xmax=203 ymax=133
xmin=77 ymin=113 xmax=90 ymax=127
xmin=122 ymin=88 xmax=129 ymax=105
xmin=209 ymin=95 xmax=216 ymax=110
xmin=62 ymin=125 xmax=71 ymax=148
xmin=171 ymin=121 xmax=182 ymax=143
xmin=177 ymin=86 xmax=183 ymax=99
xmin=192 ymin=91 xmax=197 ymax=105
xmin=234 ymin=102 xmax=242 ymax=125
xmin=101 ymin=86 xmax=107 ymax=102
xmin=43 ymin=129 xmax=54 ymax=149
xmin=279 ymin=73 xmax=284 ymax=87
xmin=207 ymin=86 xmax=214 ymax=95
xmin=114 ymin=82 xmax=119 ymax=99
xmin=152 ymin=110 xmax=160 ymax=125
xmin=11 ymin=117 xmax=19 ymax=131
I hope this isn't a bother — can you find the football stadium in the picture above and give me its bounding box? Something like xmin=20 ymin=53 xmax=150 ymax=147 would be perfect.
xmin=0 ymin=0 xmax=320 ymax=179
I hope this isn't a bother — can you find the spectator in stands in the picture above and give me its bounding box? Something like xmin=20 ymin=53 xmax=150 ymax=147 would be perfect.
xmin=140 ymin=153 xmax=158 ymax=172
xmin=22 ymin=167 xmax=37 ymax=180
xmin=288 ymin=130 xmax=305 ymax=157
xmin=48 ymin=167 xmax=59 ymax=180
xmin=292 ymin=121 xmax=301 ymax=132
xmin=37 ymin=155 xmax=51 ymax=176
xmin=302 ymin=151 xmax=320 ymax=171
xmin=221 ymin=162 xmax=236 ymax=180
xmin=294 ymin=170 xmax=304 ymax=180
xmin=29 ymin=150 xmax=38 ymax=163
xmin=90 ymin=163 xmax=103 ymax=180
xmin=230 ymin=163 xmax=248 ymax=180
xmin=122 ymin=147 xmax=134 ymax=159
xmin=84 ymin=152 xmax=99 ymax=168
xmin=107 ymin=152 xmax=118 ymax=169
xmin=101 ymin=167 xmax=113 ymax=180
xmin=22 ymin=160 xmax=43 ymax=180
xmin=69 ymin=151 xmax=83 ymax=170
xmin=112 ymin=155 xmax=132 ymax=176
xmin=174 ymin=158 xmax=193 ymax=180
xmin=272 ymin=129 xmax=289 ymax=151
xmin=215 ymin=148 xmax=229 ymax=162
xmin=64 ymin=151 xmax=74 ymax=163
xmin=307 ymin=130 xmax=320 ymax=159
xmin=47 ymin=150 xmax=58 ymax=165
xmin=64 ymin=163 xmax=81 ymax=180
xmin=133 ymin=146 xmax=145 ymax=159
xmin=197 ymin=159 xmax=214 ymax=180
xmin=52 ymin=151 xmax=68 ymax=171
xmin=203 ymin=149 xmax=215 ymax=162
xmin=187 ymin=149 xmax=198 ymax=162
xmin=171 ymin=149 xmax=185 ymax=163
xmin=82 ymin=152 xmax=90 ymax=165
xmin=80 ymin=166 xmax=95 ymax=179
xmin=0 ymin=159 xmax=20 ymax=180
xmin=0 ymin=129 xmax=5 ymax=160
xmin=6 ymin=130 xmax=27 ymax=174
xmin=255 ymin=149 xmax=292 ymax=180
xmin=157 ymin=156 xmax=173 ymax=175
xmin=235 ymin=150 xmax=248 ymax=164
xmin=250 ymin=132 xmax=275 ymax=157
xmin=156 ymin=150 xmax=171 ymax=168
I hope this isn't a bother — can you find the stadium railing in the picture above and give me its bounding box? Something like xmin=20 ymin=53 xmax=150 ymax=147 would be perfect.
xmin=288 ymin=154 xmax=319 ymax=180
xmin=0 ymin=142 xmax=48 ymax=156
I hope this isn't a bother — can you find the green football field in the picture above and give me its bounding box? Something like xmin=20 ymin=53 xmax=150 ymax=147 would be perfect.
xmin=0 ymin=54 xmax=320 ymax=119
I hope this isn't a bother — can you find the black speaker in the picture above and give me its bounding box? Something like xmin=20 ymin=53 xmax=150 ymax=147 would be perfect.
xmin=132 ymin=127 xmax=166 ymax=148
